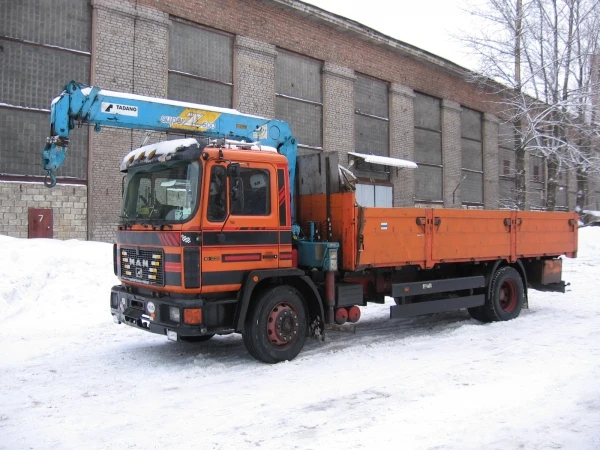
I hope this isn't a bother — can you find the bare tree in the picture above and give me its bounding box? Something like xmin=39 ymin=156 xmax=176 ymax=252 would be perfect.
xmin=458 ymin=0 xmax=600 ymax=212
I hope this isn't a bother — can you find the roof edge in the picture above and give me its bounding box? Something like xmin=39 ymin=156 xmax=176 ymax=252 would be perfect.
xmin=266 ymin=0 xmax=473 ymax=77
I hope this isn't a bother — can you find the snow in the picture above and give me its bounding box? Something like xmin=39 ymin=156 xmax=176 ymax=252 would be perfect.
xmin=120 ymin=138 xmax=279 ymax=171
xmin=349 ymin=151 xmax=418 ymax=169
xmin=78 ymin=87 xmax=268 ymax=120
xmin=120 ymin=138 xmax=200 ymax=170
xmin=1 ymin=230 xmax=599 ymax=449
xmin=0 ymin=102 xmax=50 ymax=113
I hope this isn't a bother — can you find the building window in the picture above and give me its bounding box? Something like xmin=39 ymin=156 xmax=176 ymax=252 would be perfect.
xmin=208 ymin=166 xmax=227 ymax=222
xmin=529 ymin=154 xmax=546 ymax=209
xmin=461 ymin=107 xmax=484 ymax=205
xmin=168 ymin=19 xmax=233 ymax=108
xmin=275 ymin=50 xmax=323 ymax=151
xmin=355 ymin=183 xmax=393 ymax=207
xmin=0 ymin=0 xmax=91 ymax=179
xmin=556 ymin=167 xmax=568 ymax=210
xmin=354 ymin=74 xmax=389 ymax=181
xmin=414 ymin=93 xmax=443 ymax=202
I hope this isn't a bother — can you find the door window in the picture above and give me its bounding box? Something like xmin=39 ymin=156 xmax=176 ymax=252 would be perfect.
xmin=231 ymin=168 xmax=271 ymax=216
xmin=207 ymin=165 xmax=227 ymax=222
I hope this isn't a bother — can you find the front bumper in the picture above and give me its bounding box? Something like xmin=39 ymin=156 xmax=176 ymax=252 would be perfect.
xmin=110 ymin=285 xmax=214 ymax=339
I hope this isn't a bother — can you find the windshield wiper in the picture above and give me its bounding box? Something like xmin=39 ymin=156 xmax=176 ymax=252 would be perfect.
xmin=119 ymin=214 xmax=136 ymax=229
xmin=152 ymin=219 xmax=174 ymax=230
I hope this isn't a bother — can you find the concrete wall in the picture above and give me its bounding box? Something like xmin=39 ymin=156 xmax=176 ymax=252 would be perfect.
xmin=0 ymin=183 xmax=87 ymax=240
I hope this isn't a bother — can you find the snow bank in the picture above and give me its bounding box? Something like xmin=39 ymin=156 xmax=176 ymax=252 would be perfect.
xmin=0 ymin=236 xmax=117 ymax=325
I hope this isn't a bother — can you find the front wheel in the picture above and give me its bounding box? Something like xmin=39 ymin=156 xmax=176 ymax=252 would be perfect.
xmin=243 ymin=285 xmax=308 ymax=364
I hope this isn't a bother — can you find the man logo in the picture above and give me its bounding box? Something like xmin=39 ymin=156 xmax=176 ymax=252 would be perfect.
xmin=181 ymin=235 xmax=192 ymax=244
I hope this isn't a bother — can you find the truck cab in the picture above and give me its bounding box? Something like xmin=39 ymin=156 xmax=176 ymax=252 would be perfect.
xmin=111 ymin=138 xmax=298 ymax=349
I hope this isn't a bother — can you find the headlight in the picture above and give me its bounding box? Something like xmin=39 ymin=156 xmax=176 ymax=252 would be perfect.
xmin=146 ymin=301 xmax=156 ymax=314
xmin=169 ymin=307 xmax=180 ymax=322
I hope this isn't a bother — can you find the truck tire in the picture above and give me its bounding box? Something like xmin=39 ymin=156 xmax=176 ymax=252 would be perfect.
xmin=467 ymin=306 xmax=489 ymax=322
xmin=179 ymin=334 xmax=215 ymax=343
xmin=242 ymin=285 xmax=308 ymax=364
xmin=470 ymin=266 xmax=524 ymax=322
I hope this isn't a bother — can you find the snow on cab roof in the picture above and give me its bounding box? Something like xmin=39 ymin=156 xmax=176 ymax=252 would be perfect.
xmin=120 ymin=138 xmax=199 ymax=171
xmin=120 ymin=138 xmax=280 ymax=171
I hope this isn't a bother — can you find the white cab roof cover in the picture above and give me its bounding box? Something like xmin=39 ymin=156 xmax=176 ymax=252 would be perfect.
xmin=348 ymin=151 xmax=418 ymax=169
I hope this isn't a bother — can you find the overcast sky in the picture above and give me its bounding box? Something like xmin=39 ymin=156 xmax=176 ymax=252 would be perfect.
xmin=301 ymin=0 xmax=482 ymax=70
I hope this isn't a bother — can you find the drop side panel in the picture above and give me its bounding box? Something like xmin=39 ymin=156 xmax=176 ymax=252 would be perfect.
xmin=515 ymin=211 xmax=578 ymax=258
xmin=431 ymin=209 xmax=513 ymax=263
xmin=356 ymin=207 xmax=428 ymax=269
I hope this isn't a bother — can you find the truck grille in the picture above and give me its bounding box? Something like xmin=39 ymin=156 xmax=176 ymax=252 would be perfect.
xmin=120 ymin=247 xmax=165 ymax=286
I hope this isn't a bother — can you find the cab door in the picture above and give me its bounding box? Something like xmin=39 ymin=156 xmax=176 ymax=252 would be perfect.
xmin=201 ymin=162 xmax=280 ymax=292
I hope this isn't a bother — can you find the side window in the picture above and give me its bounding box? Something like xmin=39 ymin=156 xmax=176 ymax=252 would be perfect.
xmin=231 ymin=168 xmax=271 ymax=216
xmin=207 ymin=165 xmax=227 ymax=222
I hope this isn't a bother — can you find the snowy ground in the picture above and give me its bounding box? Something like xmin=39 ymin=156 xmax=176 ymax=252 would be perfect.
xmin=1 ymin=229 xmax=599 ymax=450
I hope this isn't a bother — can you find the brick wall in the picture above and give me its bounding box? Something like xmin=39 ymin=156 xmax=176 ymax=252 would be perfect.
xmin=138 ymin=0 xmax=507 ymax=117
xmin=442 ymin=100 xmax=462 ymax=208
xmin=322 ymin=63 xmax=355 ymax=168
xmin=234 ymin=36 xmax=277 ymax=117
xmin=88 ymin=0 xmax=170 ymax=242
xmin=0 ymin=183 xmax=87 ymax=239
xmin=390 ymin=83 xmax=415 ymax=207
xmin=483 ymin=113 xmax=499 ymax=209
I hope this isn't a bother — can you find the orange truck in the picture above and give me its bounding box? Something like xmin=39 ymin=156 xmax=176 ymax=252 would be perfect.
xmin=43 ymin=82 xmax=577 ymax=363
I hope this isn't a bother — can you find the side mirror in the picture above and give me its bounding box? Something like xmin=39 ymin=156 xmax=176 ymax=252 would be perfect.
xmin=227 ymin=163 xmax=241 ymax=178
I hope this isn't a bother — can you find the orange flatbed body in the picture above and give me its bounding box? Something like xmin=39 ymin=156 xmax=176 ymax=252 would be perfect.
xmin=298 ymin=192 xmax=578 ymax=271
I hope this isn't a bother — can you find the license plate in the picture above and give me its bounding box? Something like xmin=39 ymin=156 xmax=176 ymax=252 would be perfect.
xmin=167 ymin=330 xmax=178 ymax=342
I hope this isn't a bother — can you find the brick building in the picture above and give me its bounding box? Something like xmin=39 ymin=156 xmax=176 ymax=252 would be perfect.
xmin=0 ymin=0 xmax=596 ymax=241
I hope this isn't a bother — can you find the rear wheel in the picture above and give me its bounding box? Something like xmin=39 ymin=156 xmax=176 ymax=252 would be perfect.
xmin=243 ymin=285 xmax=308 ymax=364
xmin=470 ymin=266 xmax=524 ymax=322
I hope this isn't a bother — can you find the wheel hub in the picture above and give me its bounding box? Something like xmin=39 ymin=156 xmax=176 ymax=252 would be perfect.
xmin=266 ymin=302 xmax=299 ymax=348
xmin=499 ymin=279 xmax=518 ymax=312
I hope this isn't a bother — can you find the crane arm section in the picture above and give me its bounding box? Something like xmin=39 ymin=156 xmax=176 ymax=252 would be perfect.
xmin=42 ymin=81 xmax=298 ymax=190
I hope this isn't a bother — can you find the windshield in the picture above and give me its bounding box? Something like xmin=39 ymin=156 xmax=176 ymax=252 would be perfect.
xmin=121 ymin=160 xmax=201 ymax=224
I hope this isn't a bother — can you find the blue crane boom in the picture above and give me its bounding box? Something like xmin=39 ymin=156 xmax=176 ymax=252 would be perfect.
xmin=42 ymin=81 xmax=298 ymax=192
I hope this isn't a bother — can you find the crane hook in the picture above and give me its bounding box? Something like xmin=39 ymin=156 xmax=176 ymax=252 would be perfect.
xmin=44 ymin=169 xmax=57 ymax=188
